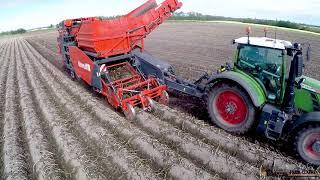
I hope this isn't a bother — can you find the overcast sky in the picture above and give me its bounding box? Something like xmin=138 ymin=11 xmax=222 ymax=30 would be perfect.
xmin=0 ymin=0 xmax=319 ymax=32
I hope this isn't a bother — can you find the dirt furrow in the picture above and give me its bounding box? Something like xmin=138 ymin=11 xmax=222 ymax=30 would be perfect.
xmin=24 ymin=40 xmax=217 ymax=179
xmin=152 ymin=104 xmax=308 ymax=171
xmin=15 ymin=39 xmax=66 ymax=180
xmin=26 ymin=39 xmax=62 ymax=69
xmin=0 ymin=44 xmax=6 ymax=54
xmin=0 ymin=40 xmax=13 ymax=178
xmin=2 ymin=39 xmax=32 ymax=180
xmin=136 ymin=112 xmax=258 ymax=179
xmin=19 ymin=39 xmax=114 ymax=180
xmin=21 ymin=39 xmax=160 ymax=179
xmin=0 ymin=42 xmax=9 ymax=59
xmin=0 ymin=41 xmax=10 ymax=74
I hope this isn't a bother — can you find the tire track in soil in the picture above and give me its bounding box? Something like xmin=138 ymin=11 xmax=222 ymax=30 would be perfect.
xmin=16 ymin=39 xmax=66 ymax=180
xmin=151 ymin=104 xmax=309 ymax=171
xmin=0 ymin=40 xmax=13 ymax=178
xmin=20 ymin=39 xmax=161 ymax=179
xmin=24 ymin=39 xmax=218 ymax=179
xmin=2 ymin=39 xmax=32 ymax=180
xmin=19 ymin=39 xmax=115 ymax=180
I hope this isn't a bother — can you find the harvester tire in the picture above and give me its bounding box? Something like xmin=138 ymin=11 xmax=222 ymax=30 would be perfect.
xmin=207 ymin=83 xmax=256 ymax=134
xmin=146 ymin=97 xmax=156 ymax=112
xmin=294 ymin=125 xmax=320 ymax=166
xmin=159 ymin=91 xmax=169 ymax=106
xmin=70 ymin=70 xmax=76 ymax=80
xmin=70 ymin=70 xmax=80 ymax=81
xmin=123 ymin=104 xmax=136 ymax=121
xmin=91 ymin=87 xmax=100 ymax=97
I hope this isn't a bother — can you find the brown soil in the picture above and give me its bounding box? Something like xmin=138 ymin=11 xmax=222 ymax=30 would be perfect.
xmin=0 ymin=22 xmax=318 ymax=179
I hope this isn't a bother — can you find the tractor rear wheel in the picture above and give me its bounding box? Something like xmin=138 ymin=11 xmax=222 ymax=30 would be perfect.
xmin=207 ymin=83 xmax=256 ymax=134
xmin=294 ymin=125 xmax=320 ymax=166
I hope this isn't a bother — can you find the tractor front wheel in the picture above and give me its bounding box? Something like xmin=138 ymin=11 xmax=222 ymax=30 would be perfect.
xmin=207 ymin=84 xmax=256 ymax=134
xmin=295 ymin=125 xmax=320 ymax=166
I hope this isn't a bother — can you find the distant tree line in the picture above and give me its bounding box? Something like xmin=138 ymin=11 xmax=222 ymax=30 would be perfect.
xmin=0 ymin=24 xmax=56 ymax=36
xmin=0 ymin=28 xmax=27 ymax=36
xmin=170 ymin=12 xmax=320 ymax=34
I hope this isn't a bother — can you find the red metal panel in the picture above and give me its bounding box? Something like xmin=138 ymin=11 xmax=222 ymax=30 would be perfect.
xmin=73 ymin=0 xmax=182 ymax=58
xmin=69 ymin=46 xmax=94 ymax=85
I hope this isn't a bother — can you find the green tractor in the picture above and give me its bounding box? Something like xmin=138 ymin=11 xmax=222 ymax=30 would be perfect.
xmin=224 ymin=36 xmax=320 ymax=165
xmin=135 ymin=31 xmax=320 ymax=165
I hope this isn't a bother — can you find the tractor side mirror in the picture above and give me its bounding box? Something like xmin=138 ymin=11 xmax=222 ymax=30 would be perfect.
xmin=296 ymin=54 xmax=304 ymax=77
xmin=287 ymin=48 xmax=293 ymax=56
xmin=306 ymin=44 xmax=311 ymax=62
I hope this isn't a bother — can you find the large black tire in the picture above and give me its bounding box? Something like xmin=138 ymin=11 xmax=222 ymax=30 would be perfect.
xmin=294 ymin=125 xmax=320 ymax=166
xmin=69 ymin=69 xmax=81 ymax=81
xmin=207 ymin=83 xmax=256 ymax=134
xmin=70 ymin=70 xmax=76 ymax=80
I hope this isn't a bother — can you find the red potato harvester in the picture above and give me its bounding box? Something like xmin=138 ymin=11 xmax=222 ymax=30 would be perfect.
xmin=57 ymin=0 xmax=182 ymax=120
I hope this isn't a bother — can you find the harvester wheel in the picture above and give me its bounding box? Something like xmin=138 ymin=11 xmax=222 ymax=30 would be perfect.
xmin=146 ymin=97 xmax=156 ymax=112
xmin=70 ymin=70 xmax=76 ymax=79
xmin=123 ymin=104 xmax=136 ymax=121
xmin=294 ymin=125 xmax=320 ymax=166
xmin=207 ymin=83 xmax=256 ymax=134
xmin=159 ymin=91 xmax=169 ymax=106
xmin=70 ymin=70 xmax=80 ymax=81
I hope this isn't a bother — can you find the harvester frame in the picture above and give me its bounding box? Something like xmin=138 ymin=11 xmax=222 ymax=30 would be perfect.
xmin=57 ymin=0 xmax=182 ymax=119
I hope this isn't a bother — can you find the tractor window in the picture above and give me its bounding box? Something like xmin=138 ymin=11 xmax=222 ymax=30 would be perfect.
xmin=237 ymin=45 xmax=284 ymax=101
xmin=238 ymin=45 xmax=283 ymax=75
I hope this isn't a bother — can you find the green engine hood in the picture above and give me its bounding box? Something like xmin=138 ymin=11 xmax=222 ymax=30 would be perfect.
xmin=295 ymin=76 xmax=320 ymax=112
xmin=300 ymin=76 xmax=320 ymax=95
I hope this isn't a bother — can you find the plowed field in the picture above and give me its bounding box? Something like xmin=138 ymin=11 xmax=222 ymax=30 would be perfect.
xmin=0 ymin=22 xmax=318 ymax=179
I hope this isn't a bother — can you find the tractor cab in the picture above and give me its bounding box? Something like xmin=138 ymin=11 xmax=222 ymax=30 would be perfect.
xmin=234 ymin=37 xmax=293 ymax=104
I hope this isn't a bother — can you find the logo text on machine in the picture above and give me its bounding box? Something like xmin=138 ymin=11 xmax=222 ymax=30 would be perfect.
xmin=78 ymin=61 xmax=91 ymax=72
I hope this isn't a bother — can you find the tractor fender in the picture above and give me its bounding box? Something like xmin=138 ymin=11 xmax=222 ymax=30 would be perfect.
xmin=283 ymin=112 xmax=320 ymax=137
xmin=206 ymin=71 xmax=267 ymax=108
